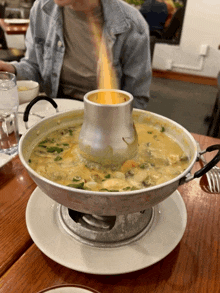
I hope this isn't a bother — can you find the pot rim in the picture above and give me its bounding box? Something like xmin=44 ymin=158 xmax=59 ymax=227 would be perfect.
xmin=84 ymin=89 xmax=133 ymax=108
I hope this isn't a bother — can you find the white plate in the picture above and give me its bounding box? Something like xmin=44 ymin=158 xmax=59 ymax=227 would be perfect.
xmin=26 ymin=188 xmax=187 ymax=275
xmin=38 ymin=284 xmax=100 ymax=293
xmin=0 ymin=153 xmax=13 ymax=168
xmin=4 ymin=19 xmax=30 ymax=24
xmin=18 ymin=99 xmax=83 ymax=135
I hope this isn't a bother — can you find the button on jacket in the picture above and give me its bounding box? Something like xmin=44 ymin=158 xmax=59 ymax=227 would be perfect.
xmin=12 ymin=0 xmax=152 ymax=108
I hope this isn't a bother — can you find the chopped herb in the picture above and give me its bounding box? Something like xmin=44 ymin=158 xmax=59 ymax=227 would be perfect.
xmin=68 ymin=182 xmax=85 ymax=189
xmin=54 ymin=156 xmax=62 ymax=161
xmin=38 ymin=144 xmax=47 ymax=148
xmin=28 ymin=159 xmax=31 ymax=163
xmin=140 ymin=163 xmax=148 ymax=169
xmin=105 ymin=174 xmax=111 ymax=178
xmin=72 ymin=176 xmax=81 ymax=182
xmin=47 ymin=147 xmax=63 ymax=153
xmin=100 ymin=188 xmax=109 ymax=192
xmin=161 ymin=126 xmax=165 ymax=132
xmin=109 ymin=190 xmax=119 ymax=192
xmin=63 ymin=143 xmax=69 ymax=146
xmin=148 ymin=131 xmax=152 ymax=134
xmin=69 ymin=129 xmax=73 ymax=136
xmin=39 ymin=139 xmax=48 ymax=145
xmin=123 ymin=186 xmax=131 ymax=191
xmin=39 ymin=138 xmax=54 ymax=144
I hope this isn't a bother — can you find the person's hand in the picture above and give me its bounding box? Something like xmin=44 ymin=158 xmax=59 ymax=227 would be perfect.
xmin=0 ymin=61 xmax=16 ymax=74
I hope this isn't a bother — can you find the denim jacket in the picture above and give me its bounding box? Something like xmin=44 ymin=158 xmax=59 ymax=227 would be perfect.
xmin=12 ymin=0 xmax=152 ymax=109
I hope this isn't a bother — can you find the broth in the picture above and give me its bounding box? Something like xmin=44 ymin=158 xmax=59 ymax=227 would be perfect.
xmin=28 ymin=122 xmax=189 ymax=192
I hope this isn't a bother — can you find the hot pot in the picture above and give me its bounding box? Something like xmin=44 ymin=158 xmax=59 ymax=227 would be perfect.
xmin=19 ymin=96 xmax=220 ymax=216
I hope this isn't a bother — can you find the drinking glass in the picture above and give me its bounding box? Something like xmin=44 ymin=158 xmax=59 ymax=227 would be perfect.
xmin=0 ymin=72 xmax=19 ymax=156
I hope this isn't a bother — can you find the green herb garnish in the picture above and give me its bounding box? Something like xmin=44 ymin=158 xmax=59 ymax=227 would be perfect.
xmin=140 ymin=164 xmax=146 ymax=169
xmin=123 ymin=186 xmax=131 ymax=191
xmin=47 ymin=147 xmax=63 ymax=153
xmin=68 ymin=182 xmax=85 ymax=189
xmin=54 ymin=156 xmax=62 ymax=161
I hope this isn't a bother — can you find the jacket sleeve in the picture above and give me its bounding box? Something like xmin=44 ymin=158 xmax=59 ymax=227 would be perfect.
xmin=120 ymin=12 xmax=152 ymax=109
xmin=11 ymin=3 xmax=43 ymax=84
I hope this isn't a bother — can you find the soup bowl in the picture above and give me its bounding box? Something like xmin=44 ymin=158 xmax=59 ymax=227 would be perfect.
xmin=19 ymin=98 xmax=220 ymax=216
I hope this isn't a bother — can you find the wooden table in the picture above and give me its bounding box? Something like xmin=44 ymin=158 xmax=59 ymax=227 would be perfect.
xmin=0 ymin=19 xmax=29 ymax=35
xmin=0 ymin=133 xmax=219 ymax=293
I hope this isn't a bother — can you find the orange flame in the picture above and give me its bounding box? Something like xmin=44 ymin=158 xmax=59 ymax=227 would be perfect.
xmin=87 ymin=14 xmax=120 ymax=104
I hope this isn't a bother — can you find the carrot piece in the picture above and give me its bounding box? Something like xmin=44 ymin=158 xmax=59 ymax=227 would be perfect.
xmin=121 ymin=160 xmax=138 ymax=173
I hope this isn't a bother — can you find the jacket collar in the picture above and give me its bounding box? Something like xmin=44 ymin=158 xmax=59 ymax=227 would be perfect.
xmin=101 ymin=0 xmax=131 ymax=35
xmin=41 ymin=0 xmax=130 ymax=35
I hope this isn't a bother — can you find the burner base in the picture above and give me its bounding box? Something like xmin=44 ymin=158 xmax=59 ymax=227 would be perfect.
xmin=59 ymin=207 xmax=154 ymax=247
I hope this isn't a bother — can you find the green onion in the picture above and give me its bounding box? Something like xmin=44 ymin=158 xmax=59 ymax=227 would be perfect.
xmin=68 ymin=182 xmax=85 ymax=189
xmin=54 ymin=156 xmax=62 ymax=161
xmin=47 ymin=147 xmax=63 ymax=153
xmin=123 ymin=186 xmax=131 ymax=191
xmin=140 ymin=164 xmax=146 ymax=169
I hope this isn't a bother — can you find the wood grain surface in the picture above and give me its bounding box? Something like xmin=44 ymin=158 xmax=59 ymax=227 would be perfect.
xmin=0 ymin=155 xmax=35 ymax=276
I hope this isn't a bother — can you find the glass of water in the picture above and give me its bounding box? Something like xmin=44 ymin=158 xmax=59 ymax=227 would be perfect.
xmin=0 ymin=72 xmax=19 ymax=156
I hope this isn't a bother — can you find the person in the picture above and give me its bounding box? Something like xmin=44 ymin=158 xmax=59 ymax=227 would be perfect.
xmin=140 ymin=0 xmax=176 ymax=36
xmin=0 ymin=0 xmax=152 ymax=110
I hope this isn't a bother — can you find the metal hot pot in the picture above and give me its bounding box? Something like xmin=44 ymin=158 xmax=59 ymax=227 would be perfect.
xmin=19 ymin=91 xmax=220 ymax=217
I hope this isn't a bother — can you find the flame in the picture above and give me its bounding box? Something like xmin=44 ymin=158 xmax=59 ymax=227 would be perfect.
xmin=87 ymin=14 xmax=121 ymax=104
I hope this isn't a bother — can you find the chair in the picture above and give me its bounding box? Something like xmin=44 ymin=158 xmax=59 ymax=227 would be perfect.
xmin=150 ymin=6 xmax=185 ymax=60
xmin=206 ymin=72 xmax=220 ymax=138
xmin=0 ymin=26 xmax=25 ymax=62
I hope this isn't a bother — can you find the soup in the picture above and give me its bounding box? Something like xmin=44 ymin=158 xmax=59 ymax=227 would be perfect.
xmin=18 ymin=86 xmax=30 ymax=91
xmin=28 ymin=121 xmax=189 ymax=192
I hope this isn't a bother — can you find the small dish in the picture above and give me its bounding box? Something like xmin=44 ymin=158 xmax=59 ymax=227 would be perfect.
xmin=17 ymin=80 xmax=39 ymax=105
xmin=37 ymin=284 xmax=100 ymax=293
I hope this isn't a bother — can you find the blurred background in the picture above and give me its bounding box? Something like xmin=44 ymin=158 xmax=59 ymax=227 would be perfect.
xmin=0 ymin=0 xmax=219 ymax=137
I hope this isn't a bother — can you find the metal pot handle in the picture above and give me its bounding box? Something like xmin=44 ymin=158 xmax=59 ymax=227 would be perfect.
xmin=181 ymin=144 xmax=220 ymax=184
xmin=23 ymin=96 xmax=58 ymax=129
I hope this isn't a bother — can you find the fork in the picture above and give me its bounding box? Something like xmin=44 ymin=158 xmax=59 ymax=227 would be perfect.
xmin=197 ymin=142 xmax=220 ymax=193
